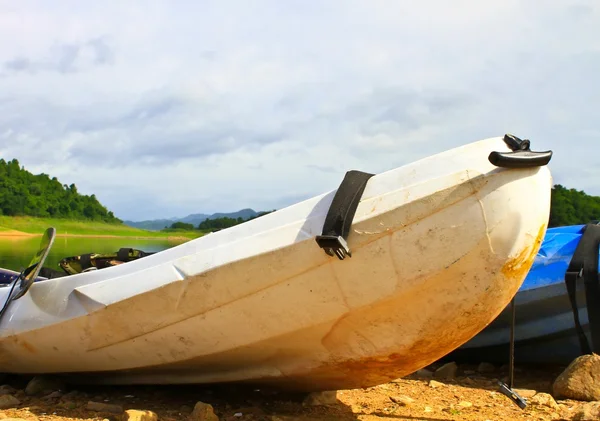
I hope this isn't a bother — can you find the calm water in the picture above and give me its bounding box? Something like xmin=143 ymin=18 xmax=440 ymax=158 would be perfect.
xmin=0 ymin=236 xmax=184 ymax=273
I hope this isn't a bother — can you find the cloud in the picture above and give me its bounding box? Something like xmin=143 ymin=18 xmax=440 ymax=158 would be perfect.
xmin=0 ymin=0 xmax=598 ymax=221
xmin=3 ymin=37 xmax=114 ymax=75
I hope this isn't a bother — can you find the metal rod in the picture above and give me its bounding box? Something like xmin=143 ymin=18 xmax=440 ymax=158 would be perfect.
xmin=509 ymin=297 xmax=516 ymax=389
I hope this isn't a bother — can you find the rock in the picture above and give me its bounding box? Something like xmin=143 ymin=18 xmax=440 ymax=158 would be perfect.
xmin=61 ymin=390 xmax=80 ymax=402
xmin=0 ymin=395 xmax=20 ymax=409
xmin=429 ymin=380 xmax=445 ymax=388
xmin=529 ymin=393 xmax=559 ymax=410
xmin=86 ymin=401 xmax=124 ymax=414
xmin=0 ymin=386 xmax=16 ymax=396
xmin=302 ymin=391 xmax=338 ymax=406
xmin=574 ymin=402 xmax=600 ymax=420
xmin=414 ymin=369 xmax=434 ymax=378
xmin=122 ymin=409 xmax=158 ymax=421
xmin=434 ymin=362 xmax=458 ymax=380
xmin=513 ymin=388 xmax=538 ymax=399
xmin=2 ymin=418 xmax=28 ymax=421
xmin=190 ymin=401 xmax=219 ymax=421
xmin=458 ymin=401 xmax=473 ymax=408
xmin=478 ymin=362 xmax=496 ymax=374
xmin=24 ymin=376 xmax=65 ymax=396
xmin=390 ymin=395 xmax=414 ymax=406
xmin=553 ymin=353 xmax=600 ymax=401
xmin=42 ymin=391 xmax=63 ymax=400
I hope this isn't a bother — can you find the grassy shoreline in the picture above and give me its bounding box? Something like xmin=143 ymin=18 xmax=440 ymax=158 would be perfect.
xmin=0 ymin=216 xmax=202 ymax=240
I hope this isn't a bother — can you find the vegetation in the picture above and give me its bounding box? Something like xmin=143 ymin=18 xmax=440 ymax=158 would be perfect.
xmin=170 ymin=221 xmax=195 ymax=230
xmin=195 ymin=210 xmax=275 ymax=232
xmin=0 ymin=216 xmax=201 ymax=238
xmin=549 ymin=184 xmax=600 ymax=227
xmin=0 ymin=159 xmax=120 ymax=222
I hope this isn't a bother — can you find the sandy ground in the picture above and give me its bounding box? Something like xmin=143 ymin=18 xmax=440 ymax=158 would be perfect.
xmin=0 ymin=363 xmax=587 ymax=421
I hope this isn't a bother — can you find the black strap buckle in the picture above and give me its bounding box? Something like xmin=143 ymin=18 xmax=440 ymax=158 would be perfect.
xmin=497 ymin=381 xmax=527 ymax=409
xmin=316 ymin=235 xmax=351 ymax=260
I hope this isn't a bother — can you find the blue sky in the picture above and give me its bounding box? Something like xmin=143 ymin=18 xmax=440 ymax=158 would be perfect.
xmin=0 ymin=1 xmax=598 ymax=221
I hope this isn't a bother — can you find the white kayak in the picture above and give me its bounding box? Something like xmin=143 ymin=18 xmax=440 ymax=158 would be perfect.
xmin=0 ymin=135 xmax=553 ymax=391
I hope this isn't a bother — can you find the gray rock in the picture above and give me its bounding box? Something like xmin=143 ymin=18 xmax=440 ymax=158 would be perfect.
xmin=574 ymin=402 xmax=600 ymax=420
xmin=42 ymin=390 xmax=63 ymax=400
xmin=189 ymin=401 xmax=219 ymax=421
xmin=434 ymin=362 xmax=458 ymax=380
xmin=86 ymin=401 xmax=124 ymax=414
xmin=414 ymin=369 xmax=434 ymax=378
xmin=0 ymin=385 xmax=16 ymax=396
xmin=61 ymin=390 xmax=81 ymax=402
xmin=477 ymin=362 xmax=496 ymax=374
xmin=553 ymin=353 xmax=600 ymax=401
xmin=0 ymin=394 xmax=20 ymax=409
xmin=24 ymin=376 xmax=65 ymax=396
xmin=122 ymin=409 xmax=158 ymax=421
xmin=302 ymin=391 xmax=338 ymax=406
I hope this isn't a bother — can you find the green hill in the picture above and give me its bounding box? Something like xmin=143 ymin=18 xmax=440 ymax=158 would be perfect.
xmin=0 ymin=158 xmax=119 ymax=222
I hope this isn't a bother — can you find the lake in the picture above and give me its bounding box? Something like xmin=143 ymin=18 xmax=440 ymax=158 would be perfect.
xmin=0 ymin=235 xmax=186 ymax=273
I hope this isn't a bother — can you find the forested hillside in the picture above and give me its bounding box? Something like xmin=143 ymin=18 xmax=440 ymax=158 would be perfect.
xmin=549 ymin=184 xmax=600 ymax=227
xmin=0 ymin=158 xmax=120 ymax=222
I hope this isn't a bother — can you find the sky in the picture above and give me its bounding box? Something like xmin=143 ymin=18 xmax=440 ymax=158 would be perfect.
xmin=0 ymin=1 xmax=598 ymax=221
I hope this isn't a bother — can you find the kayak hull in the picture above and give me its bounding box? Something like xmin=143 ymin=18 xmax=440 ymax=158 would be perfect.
xmin=449 ymin=225 xmax=591 ymax=365
xmin=0 ymin=136 xmax=552 ymax=390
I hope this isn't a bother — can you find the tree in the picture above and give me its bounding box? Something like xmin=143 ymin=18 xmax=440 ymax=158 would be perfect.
xmin=0 ymin=158 xmax=121 ymax=223
xmin=170 ymin=221 xmax=194 ymax=230
xmin=549 ymin=185 xmax=600 ymax=227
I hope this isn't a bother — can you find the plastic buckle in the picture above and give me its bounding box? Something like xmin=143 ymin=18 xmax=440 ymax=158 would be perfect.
xmin=497 ymin=381 xmax=527 ymax=409
xmin=315 ymin=235 xmax=352 ymax=260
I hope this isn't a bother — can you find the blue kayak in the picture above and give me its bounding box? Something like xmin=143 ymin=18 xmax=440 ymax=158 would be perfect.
xmin=448 ymin=224 xmax=598 ymax=365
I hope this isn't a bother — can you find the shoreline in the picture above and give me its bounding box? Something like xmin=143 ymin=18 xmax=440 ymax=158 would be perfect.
xmin=0 ymin=231 xmax=193 ymax=242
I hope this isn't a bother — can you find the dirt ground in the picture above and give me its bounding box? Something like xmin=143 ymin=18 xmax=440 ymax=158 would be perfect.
xmin=0 ymin=363 xmax=588 ymax=421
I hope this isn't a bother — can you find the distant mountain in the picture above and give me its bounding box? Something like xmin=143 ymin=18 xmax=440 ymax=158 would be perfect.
xmin=124 ymin=208 xmax=260 ymax=231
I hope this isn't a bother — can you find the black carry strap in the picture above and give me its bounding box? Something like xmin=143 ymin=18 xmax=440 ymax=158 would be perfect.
xmin=565 ymin=222 xmax=600 ymax=354
xmin=316 ymin=170 xmax=374 ymax=260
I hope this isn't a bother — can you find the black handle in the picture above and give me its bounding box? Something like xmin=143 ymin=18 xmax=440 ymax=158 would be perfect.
xmin=488 ymin=134 xmax=553 ymax=169
xmin=488 ymin=150 xmax=553 ymax=168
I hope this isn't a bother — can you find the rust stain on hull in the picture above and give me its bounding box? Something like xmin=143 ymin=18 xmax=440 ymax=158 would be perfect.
xmin=501 ymin=223 xmax=547 ymax=283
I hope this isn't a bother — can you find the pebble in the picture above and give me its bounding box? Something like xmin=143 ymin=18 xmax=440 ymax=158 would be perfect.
xmin=434 ymin=362 xmax=458 ymax=380
xmin=42 ymin=391 xmax=63 ymax=400
xmin=513 ymin=388 xmax=538 ymax=399
xmin=122 ymin=409 xmax=158 ymax=421
xmin=529 ymin=393 xmax=559 ymax=410
xmin=390 ymin=395 xmax=414 ymax=406
xmin=190 ymin=401 xmax=219 ymax=421
xmin=86 ymin=401 xmax=124 ymax=414
xmin=458 ymin=401 xmax=473 ymax=408
xmin=414 ymin=369 xmax=434 ymax=378
xmin=428 ymin=380 xmax=445 ymax=388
